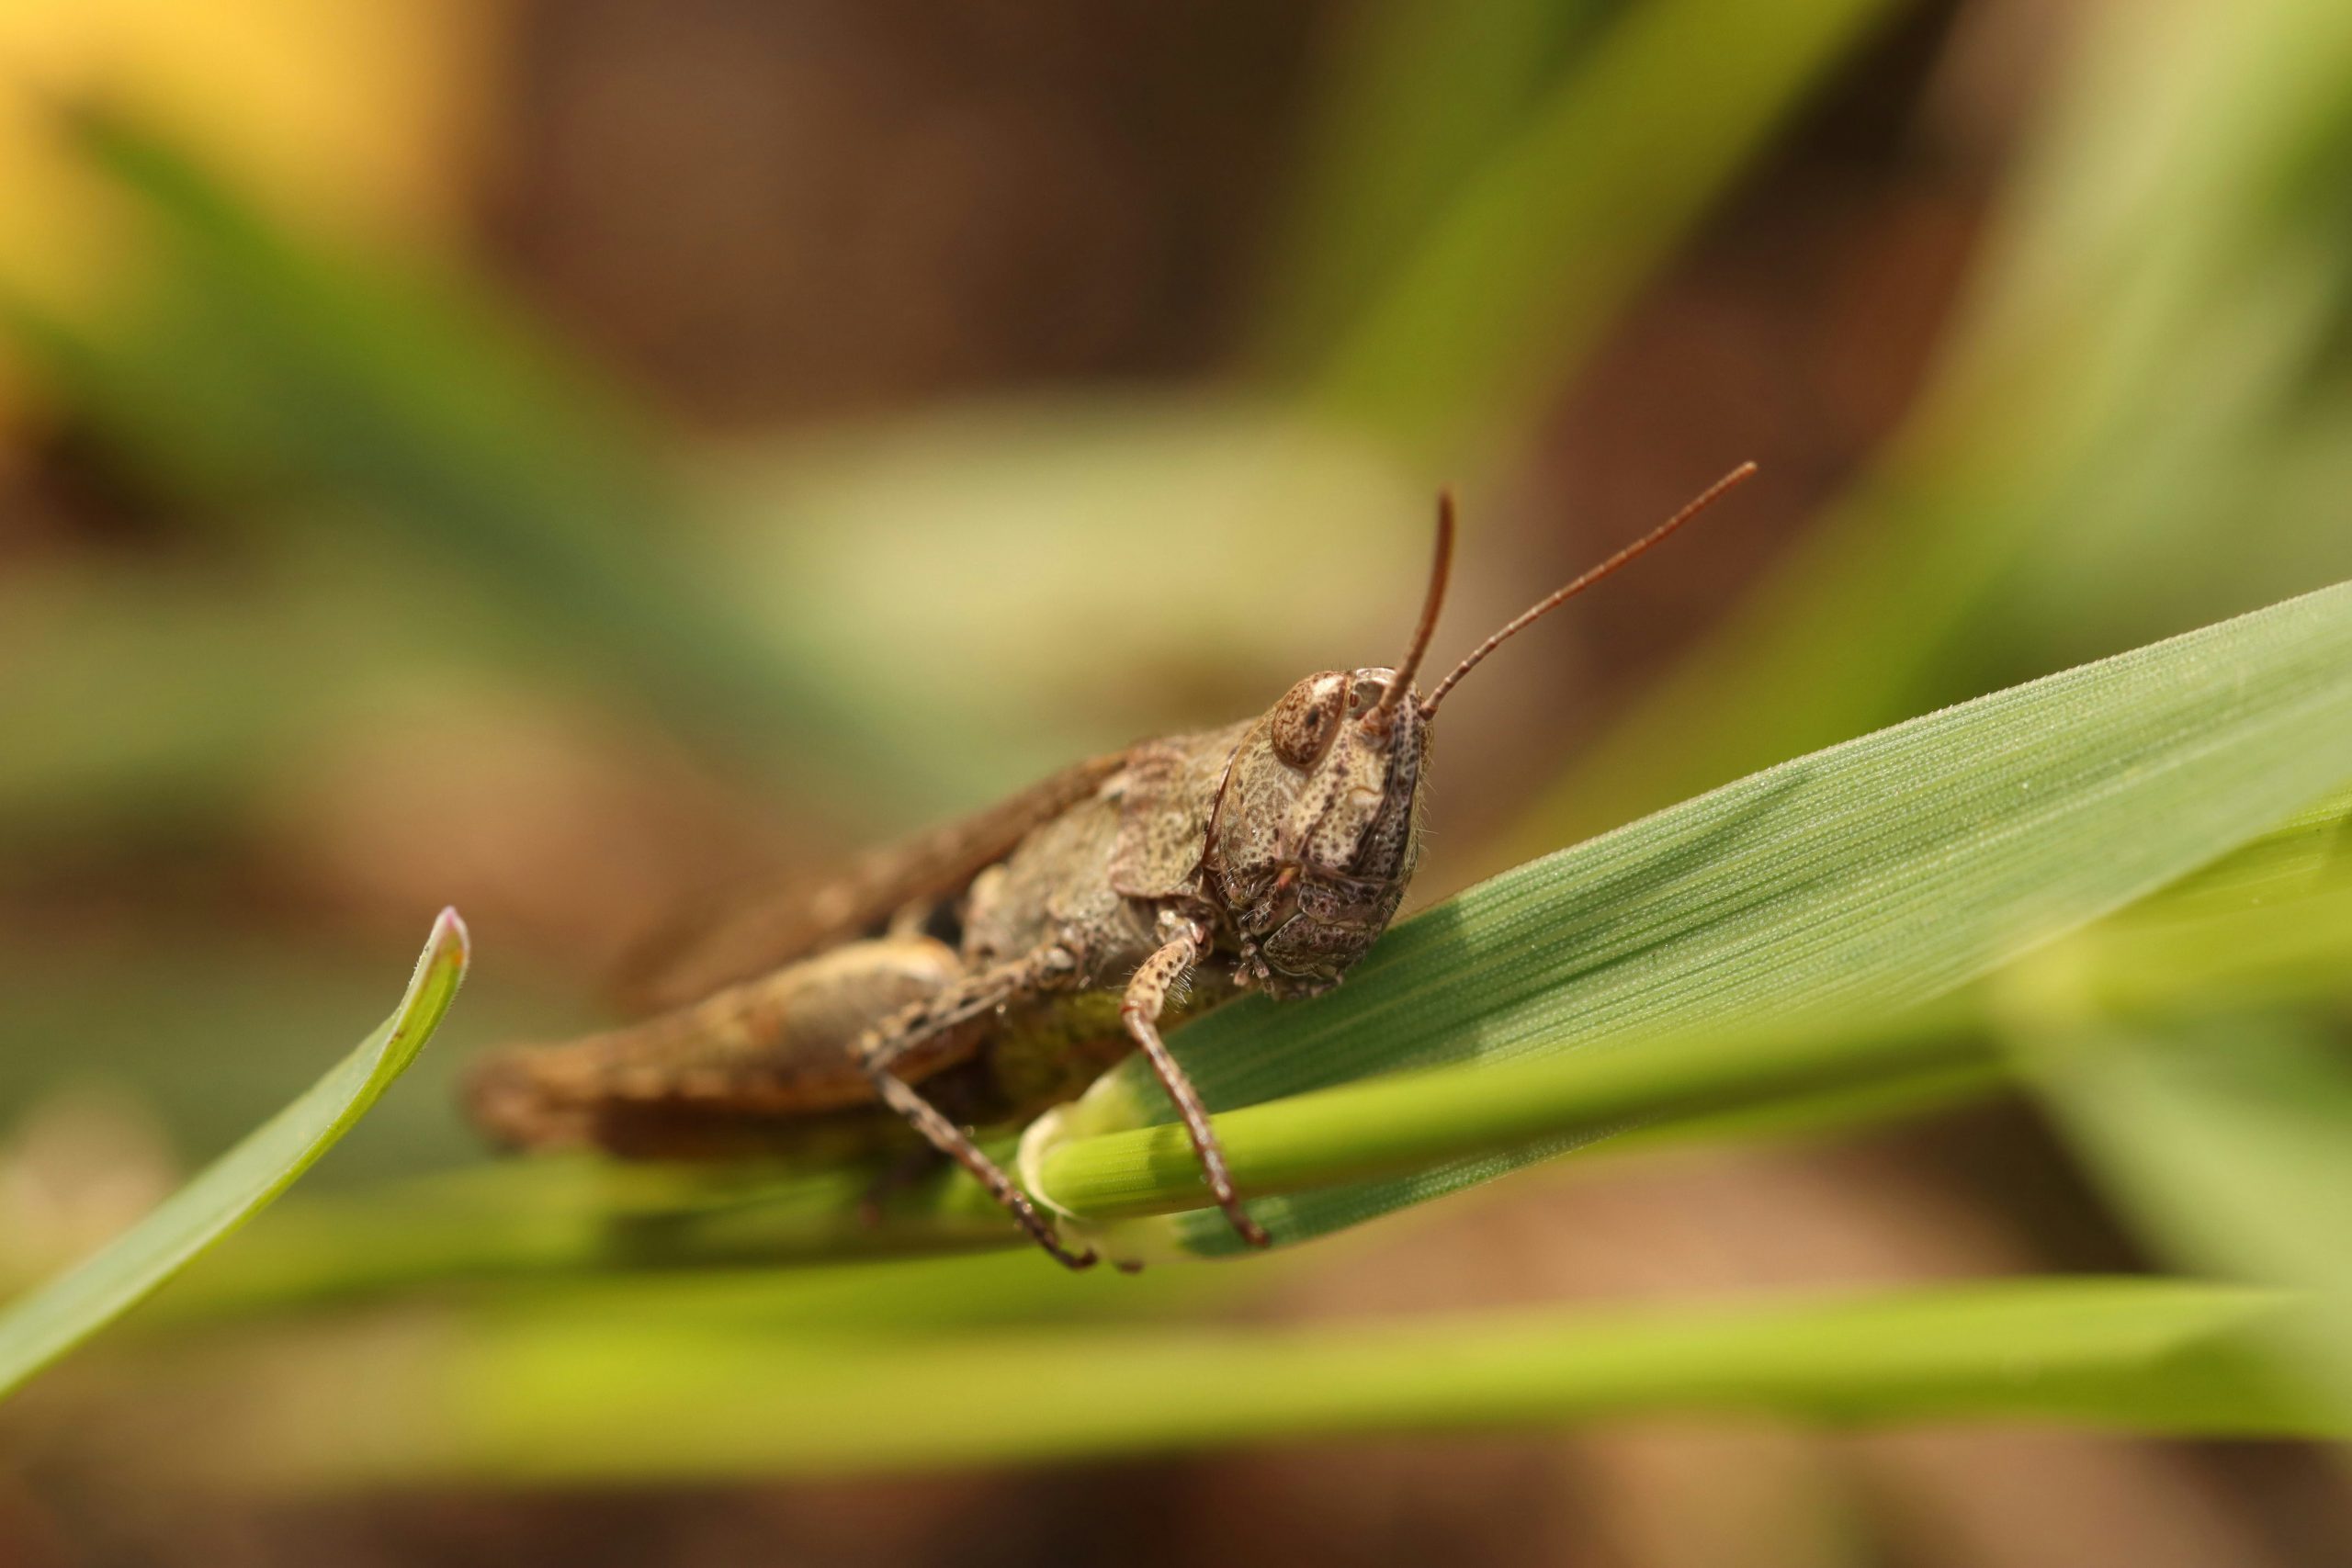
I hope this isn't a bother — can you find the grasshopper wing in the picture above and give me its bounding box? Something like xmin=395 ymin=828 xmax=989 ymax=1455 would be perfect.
xmin=617 ymin=749 xmax=1134 ymax=1013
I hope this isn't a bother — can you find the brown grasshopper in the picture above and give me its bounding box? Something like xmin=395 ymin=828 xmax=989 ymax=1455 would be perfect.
xmin=467 ymin=464 xmax=1757 ymax=1268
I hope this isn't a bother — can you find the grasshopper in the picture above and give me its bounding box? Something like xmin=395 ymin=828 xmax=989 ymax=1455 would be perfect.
xmin=467 ymin=465 xmax=1756 ymax=1267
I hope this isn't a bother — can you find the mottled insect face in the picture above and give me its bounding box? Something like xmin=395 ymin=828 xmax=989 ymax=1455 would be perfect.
xmin=1210 ymin=665 xmax=1428 ymax=998
xmin=1205 ymin=463 xmax=1758 ymax=1001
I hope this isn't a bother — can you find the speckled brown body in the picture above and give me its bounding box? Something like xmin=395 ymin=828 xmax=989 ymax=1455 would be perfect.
xmin=469 ymin=686 xmax=1419 ymax=1168
xmin=467 ymin=468 xmax=1752 ymax=1267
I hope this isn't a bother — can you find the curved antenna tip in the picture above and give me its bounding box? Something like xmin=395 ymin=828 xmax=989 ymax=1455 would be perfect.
xmin=1419 ymin=461 xmax=1758 ymax=717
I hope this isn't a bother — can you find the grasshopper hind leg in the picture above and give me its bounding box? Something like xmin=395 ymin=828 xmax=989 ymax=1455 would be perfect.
xmin=467 ymin=936 xmax=967 ymax=1159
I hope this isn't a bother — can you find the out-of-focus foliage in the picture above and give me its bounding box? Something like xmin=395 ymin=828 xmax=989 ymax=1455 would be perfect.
xmin=0 ymin=0 xmax=498 ymax=421
xmin=2030 ymin=1017 xmax=2352 ymax=1418
xmin=1274 ymin=0 xmax=1901 ymax=463
xmin=189 ymin=1280 xmax=2335 ymax=1488
xmin=1509 ymin=0 xmax=2352 ymax=855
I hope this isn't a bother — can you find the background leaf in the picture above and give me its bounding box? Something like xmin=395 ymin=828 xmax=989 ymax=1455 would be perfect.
xmin=1506 ymin=0 xmax=2352 ymax=854
xmin=1299 ymin=0 xmax=1901 ymax=463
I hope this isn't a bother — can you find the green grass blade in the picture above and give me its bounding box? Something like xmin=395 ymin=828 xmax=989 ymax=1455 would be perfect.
xmin=1036 ymin=1008 xmax=1985 ymax=1223
xmin=1039 ymin=787 xmax=2352 ymax=1225
xmin=1029 ymin=581 xmax=2352 ymax=1257
xmin=177 ymin=789 xmax=2349 ymax=1306
xmin=2027 ymin=1013 xmax=2352 ymax=1417
xmin=0 ymin=911 xmax=468 ymax=1401
xmin=214 ymin=1279 xmax=2325 ymax=1487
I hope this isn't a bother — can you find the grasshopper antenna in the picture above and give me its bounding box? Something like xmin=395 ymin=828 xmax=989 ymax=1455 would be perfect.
xmin=1418 ymin=461 xmax=1758 ymax=718
xmin=1366 ymin=488 xmax=1456 ymax=729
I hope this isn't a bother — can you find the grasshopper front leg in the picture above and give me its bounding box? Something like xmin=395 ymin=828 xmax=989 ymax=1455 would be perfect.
xmin=857 ymin=945 xmax=1099 ymax=1269
xmin=1124 ymin=918 xmax=1271 ymax=1248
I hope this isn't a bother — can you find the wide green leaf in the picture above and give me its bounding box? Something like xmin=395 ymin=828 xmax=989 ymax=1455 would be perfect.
xmin=0 ymin=910 xmax=468 ymax=1400
xmin=1033 ymin=791 xmax=2352 ymax=1227
xmin=1028 ymin=580 xmax=2352 ymax=1258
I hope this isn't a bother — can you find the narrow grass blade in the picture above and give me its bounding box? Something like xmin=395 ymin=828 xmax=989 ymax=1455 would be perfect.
xmin=2027 ymin=1013 xmax=2352 ymax=1418
xmin=1035 ymin=1008 xmax=1985 ymax=1223
xmin=213 ymin=1279 xmax=2324 ymax=1488
xmin=0 ymin=911 xmax=468 ymax=1400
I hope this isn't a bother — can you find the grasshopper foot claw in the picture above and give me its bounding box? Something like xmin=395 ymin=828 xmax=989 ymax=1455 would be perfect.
xmin=1225 ymin=1205 xmax=1272 ymax=1249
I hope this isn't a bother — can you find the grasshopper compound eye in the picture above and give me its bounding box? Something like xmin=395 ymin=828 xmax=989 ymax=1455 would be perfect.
xmin=1270 ymin=672 xmax=1350 ymax=766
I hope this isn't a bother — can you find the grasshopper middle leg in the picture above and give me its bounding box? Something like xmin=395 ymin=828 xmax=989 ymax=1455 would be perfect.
xmin=857 ymin=945 xmax=1098 ymax=1269
xmin=1123 ymin=918 xmax=1270 ymax=1248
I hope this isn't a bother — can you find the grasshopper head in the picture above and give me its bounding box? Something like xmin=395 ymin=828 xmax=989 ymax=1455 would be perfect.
xmin=1207 ymin=466 xmax=1756 ymax=999
xmin=1206 ymin=493 xmax=1452 ymax=999
xmin=1209 ymin=661 xmax=1431 ymax=999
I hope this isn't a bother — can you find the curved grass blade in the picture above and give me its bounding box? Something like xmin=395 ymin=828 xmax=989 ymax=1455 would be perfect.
xmin=0 ymin=910 xmax=468 ymax=1401
xmin=1030 ymin=580 xmax=2352 ymax=1257
xmin=220 ymin=1279 xmax=2325 ymax=1488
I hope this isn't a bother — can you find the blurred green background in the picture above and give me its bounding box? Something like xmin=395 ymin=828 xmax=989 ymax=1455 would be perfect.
xmin=6 ymin=0 xmax=2352 ymax=1563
